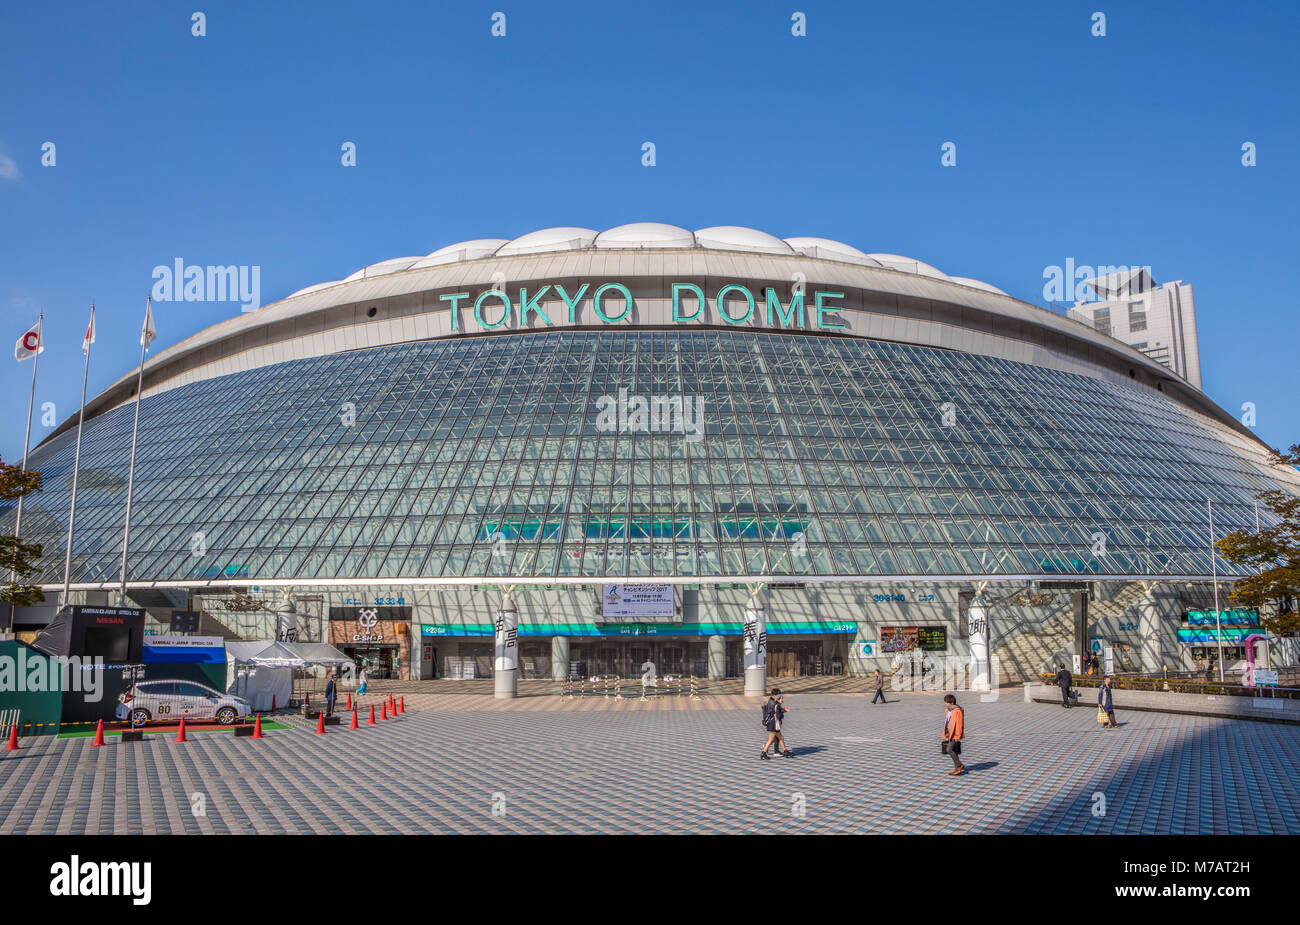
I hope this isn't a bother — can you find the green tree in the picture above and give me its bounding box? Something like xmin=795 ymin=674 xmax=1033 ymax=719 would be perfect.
xmin=1 ymin=457 xmax=44 ymax=611
xmin=1216 ymin=443 xmax=1300 ymax=636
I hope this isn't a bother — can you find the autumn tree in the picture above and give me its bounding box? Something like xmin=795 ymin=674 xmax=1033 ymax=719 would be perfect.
xmin=1217 ymin=444 xmax=1300 ymax=636
xmin=1 ymin=456 xmax=44 ymax=613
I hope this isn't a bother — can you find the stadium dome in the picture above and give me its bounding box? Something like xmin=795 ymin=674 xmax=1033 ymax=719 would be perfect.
xmin=7 ymin=223 xmax=1296 ymax=682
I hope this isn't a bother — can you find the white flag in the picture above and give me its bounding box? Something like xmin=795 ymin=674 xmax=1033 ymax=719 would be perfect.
xmin=14 ymin=317 xmax=42 ymax=362
xmin=82 ymin=306 xmax=95 ymax=355
xmin=141 ymin=300 xmax=156 ymax=350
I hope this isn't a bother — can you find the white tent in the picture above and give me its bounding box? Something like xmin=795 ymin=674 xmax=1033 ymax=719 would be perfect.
xmin=225 ymin=642 xmax=294 ymax=712
xmin=225 ymin=641 xmax=356 ymax=711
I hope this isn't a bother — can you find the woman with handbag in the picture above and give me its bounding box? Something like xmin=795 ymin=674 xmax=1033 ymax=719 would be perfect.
xmin=941 ymin=693 xmax=965 ymax=776
xmin=1098 ymin=676 xmax=1117 ymax=728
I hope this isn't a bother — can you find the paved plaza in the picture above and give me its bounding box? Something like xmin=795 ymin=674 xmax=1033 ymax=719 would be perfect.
xmin=1 ymin=691 xmax=1297 ymax=835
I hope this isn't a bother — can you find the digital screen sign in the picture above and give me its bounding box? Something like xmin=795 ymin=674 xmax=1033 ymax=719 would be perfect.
xmin=917 ymin=626 xmax=948 ymax=651
xmin=1186 ymin=610 xmax=1258 ymax=626
xmin=601 ymin=585 xmax=675 ymax=621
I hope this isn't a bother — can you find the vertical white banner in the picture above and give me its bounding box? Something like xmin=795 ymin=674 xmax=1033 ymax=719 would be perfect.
xmin=743 ymin=608 xmax=766 ymax=673
xmin=967 ymin=597 xmax=989 ymax=691
xmin=494 ymin=609 xmax=518 ymax=672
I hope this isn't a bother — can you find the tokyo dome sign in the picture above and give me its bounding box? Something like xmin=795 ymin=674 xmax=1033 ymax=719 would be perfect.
xmin=436 ymin=282 xmax=848 ymax=334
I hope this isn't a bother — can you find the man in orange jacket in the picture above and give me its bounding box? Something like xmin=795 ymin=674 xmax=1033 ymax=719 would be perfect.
xmin=942 ymin=693 xmax=965 ymax=776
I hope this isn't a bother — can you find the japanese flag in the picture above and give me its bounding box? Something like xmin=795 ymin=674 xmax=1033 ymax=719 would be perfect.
xmin=14 ymin=318 xmax=42 ymax=362
xmin=82 ymin=306 xmax=95 ymax=355
xmin=141 ymin=300 xmax=156 ymax=350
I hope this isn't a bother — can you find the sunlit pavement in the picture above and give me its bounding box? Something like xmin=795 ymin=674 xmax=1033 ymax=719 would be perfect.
xmin=1 ymin=692 xmax=1296 ymax=834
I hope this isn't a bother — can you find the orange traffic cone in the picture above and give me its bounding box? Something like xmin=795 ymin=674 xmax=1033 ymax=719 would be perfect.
xmin=349 ymin=709 xmax=358 ymax=729
xmin=315 ymin=713 xmax=325 ymax=735
xmin=346 ymin=692 xmax=352 ymax=710
xmin=367 ymin=705 xmax=376 ymax=725
xmin=5 ymin=723 xmax=19 ymax=751
xmin=175 ymin=717 xmax=187 ymax=743
xmin=398 ymin=696 xmax=405 ymax=715
xmin=381 ymin=702 xmax=388 ymax=720
xmin=91 ymin=719 xmax=106 ymax=747
xmin=252 ymin=714 xmax=263 ymax=738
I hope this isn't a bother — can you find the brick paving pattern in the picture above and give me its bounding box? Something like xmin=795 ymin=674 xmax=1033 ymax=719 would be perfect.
xmin=1 ymin=692 xmax=1297 ymax=834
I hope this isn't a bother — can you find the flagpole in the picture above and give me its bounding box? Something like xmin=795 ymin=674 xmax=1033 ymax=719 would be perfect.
xmin=7 ymin=314 xmax=40 ymax=635
xmin=1208 ymin=499 xmax=1224 ymax=682
xmin=117 ymin=298 xmax=150 ymax=606
xmin=61 ymin=306 xmax=94 ymax=608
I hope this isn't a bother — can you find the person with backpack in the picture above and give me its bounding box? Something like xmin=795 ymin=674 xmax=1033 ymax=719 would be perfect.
xmin=1054 ymin=662 xmax=1073 ymax=708
xmin=941 ymin=693 xmax=965 ymax=775
xmin=760 ymin=688 xmax=794 ymax=759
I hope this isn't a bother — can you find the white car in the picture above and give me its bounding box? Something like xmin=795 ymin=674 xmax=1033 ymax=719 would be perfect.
xmin=116 ymin=680 xmax=251 ymax=727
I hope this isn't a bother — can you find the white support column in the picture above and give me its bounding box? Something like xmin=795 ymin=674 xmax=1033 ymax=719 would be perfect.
xmin=494 ymin=591 xmax=519 ymax=699
xmin=707 ymin=635 xmax=726 ymax=680
xmin=550 ymin=635 xmax=570 ymax=681
xmin=1136 ymin=582 xmax=1164 ymax=673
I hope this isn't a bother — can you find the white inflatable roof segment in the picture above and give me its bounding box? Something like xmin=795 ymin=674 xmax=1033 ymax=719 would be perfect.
xmin=950 ymin=276 xmax=1009 ymax=296
xmin=409 ymin=239 xmax=510 ymax=269
xmin=594 ymin=222 xmax=695 ymax=248
xmin=693 ymin=226 xmax=793 ymax=254
xmin=784 ymin=237 xmax=883 ymax=267
xmin=286 ymin=280 xmax=342 ymax=299
xmin=496 ymin=227 xmax=598 ymax=256
xmin=342 ymin=256 xmax=424 ymax=282
xmin=868 ymin=253 xmax=949 ymax=280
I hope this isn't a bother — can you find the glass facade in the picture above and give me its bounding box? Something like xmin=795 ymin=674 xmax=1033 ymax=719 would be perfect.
xmin=2 ymin=328 xmax=1285 ymax=585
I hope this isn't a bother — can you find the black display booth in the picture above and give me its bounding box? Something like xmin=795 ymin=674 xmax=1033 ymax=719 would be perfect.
xmin=31 ymin=605 xmax=147 ymax=725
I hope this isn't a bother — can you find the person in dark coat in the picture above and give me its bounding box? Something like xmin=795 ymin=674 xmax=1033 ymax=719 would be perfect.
xmin=324 ymin=672 xmax=337 ymax=717
xmin=871 ymin=669 xmax=887 ymax=704
xmin=1098 ymin=676 xmax=1117 ymax=728
xmin=1054 ymin=662 xmax=1073 ymax=708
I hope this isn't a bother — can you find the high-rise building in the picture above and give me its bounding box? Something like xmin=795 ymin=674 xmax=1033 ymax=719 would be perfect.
xmin=1067 ymin=268 xmax=1201 ymax=389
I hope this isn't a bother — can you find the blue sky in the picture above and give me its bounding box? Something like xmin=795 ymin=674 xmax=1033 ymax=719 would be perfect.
xmin=1 ymin=0 xmax=1297 ymax=461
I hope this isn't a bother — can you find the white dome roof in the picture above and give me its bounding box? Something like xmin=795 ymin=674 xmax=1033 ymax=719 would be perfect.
xmin=867 ymin=253 xmax=948 ymax=280
xmin=693 ymin=226 xmax=793 ymax=254
xmin=594 ymin=222 xmax=695 ymax=249
xmin=784 ymin=237 xmax=884 ymax=267
xmin=496 ymin=226 xmax=597 ymax=256
xmin=272 ymin=225 xmax=1013 ymax=306
xmin=409 ymin=239 xmax=510 ymax=269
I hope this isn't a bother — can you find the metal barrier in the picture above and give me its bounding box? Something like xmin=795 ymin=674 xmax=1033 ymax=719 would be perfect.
xmin=1040 ymin=672 xmax=1300 ymax=700
xmin=556 ymin=675 xmax=707 ymax=703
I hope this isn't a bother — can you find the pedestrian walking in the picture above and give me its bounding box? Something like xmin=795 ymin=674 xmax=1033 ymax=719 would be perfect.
xmin=941 ymin=693 xmax=965 ymax=775
xmin=324 ymin=672 xmax=337 ymax=717
xmin=759 ymin=688 xmax=794 ymax=759
xmin=356 ymin=666 xmax=368 ymax=696
xmin=1098 ymin=676 xmax=1118 ymax=728
xmin=871 ymin=669 xmax=887 ymax=704
xmin=1054 ymin=662 xmax=1073 ymax=708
